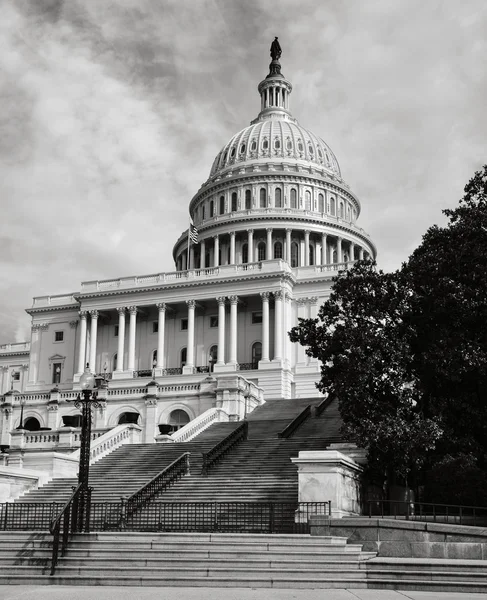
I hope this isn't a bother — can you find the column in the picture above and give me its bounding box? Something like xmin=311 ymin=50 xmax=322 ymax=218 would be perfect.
xmin=266 ymin=228 xmax=273 ymax=260
xmin=200 ymin=239 xmax=206 ymax=268
xmin=321 ymin=233 xmax=328 ymax=266
xmin=77 ymin=312 xmax=88 ymax=374
xmin=115 ymin=308 xmax=126 ymax=371
xmin=273 ymin=290 xmax=283 ymax=361
xmin=304 ymin=230 xmax=310 ymax=267
xmin=285 ymin=229 xmax=292 ymax=264
xmin=228 ymin=296 xmax=238 ymax=365
xmin=156 ymin=303 xmax=166 ymax=368
xmin=260 ymin=292 xmax=270 ymax=363
xmin=284 ymin=292 xmax=292 ymax=366
xmin=247 ymin=229 xmax=254 ymax=263
xmin=127 ymin=306 xmax=137 ymax=371
xmin=359 ymin=247 xmax=364 ymax=260
xmin=213 ymin=235 xmax=219 ymax=267
xmin=189 ymin=246 xmax=195 ymax=270
xmin=349 ymin=241 xmax=355 ymax=263
xmin=230 ymin=231 xmax=236 ymax=265
xmin=88 ymin=310 xmax=98 ymax=373
xmin=216 ymin=297 xmax=226 ymax=366
xmin=296 ymin=299 xmax=307 ymax=365
xmin=337 ymin=237 xmax=342 ymax=263
xmin=185 ymin=300 xmax=195 ymax=371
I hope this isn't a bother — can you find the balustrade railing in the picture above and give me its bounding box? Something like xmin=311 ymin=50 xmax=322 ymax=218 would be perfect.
xmin=49 ymin=483 xmax=85 ymax=575
xmin=202 ymin=421 xmax=248 ymax=476
xmin=70 ymin=424 xmax=141 ymax=465
xmin=166 ymin=408 xmax=228 ymax=443
xmin=134 ymin=369 xmax=153 ymax=378
xmin=238 ymin=362 xmax=258 ymax=371
xmin=278 ymin=405 xmax=311 ymax=438
xmin=315 ymin=396 xmax=333 ymax=416
xmin=368 ymin=500 xmax=487 ymax=526
xmin=121 ymin=453 xmax=191 ymax=523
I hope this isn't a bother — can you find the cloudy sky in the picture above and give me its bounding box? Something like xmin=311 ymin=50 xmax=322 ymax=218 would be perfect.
xmin=1 ymin=0 xmax=486 ymax=345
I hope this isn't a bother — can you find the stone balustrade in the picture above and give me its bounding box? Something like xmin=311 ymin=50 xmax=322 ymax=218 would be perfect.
xmin=70 ymin=423 xmax=142 ymax=465
xmin=158 ymin=408 xmax=229 ymax=444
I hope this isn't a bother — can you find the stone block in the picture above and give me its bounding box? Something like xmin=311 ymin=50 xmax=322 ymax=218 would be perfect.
xmin=410 ymin=542 xmax=446 ymax=559
xmin=444 ymin=542 xmax=482 ymax=559
xmin=309 ymin=515 xmax=331 ymax=537
xmin=377 ymin=541 xmax=413 ymax=557
xmin=379 ymin=526 xmax=431 ymax=542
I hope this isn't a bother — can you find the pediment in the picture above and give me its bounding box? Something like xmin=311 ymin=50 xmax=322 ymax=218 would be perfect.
xmin=49 ymin=354 xmax=65 ymax=361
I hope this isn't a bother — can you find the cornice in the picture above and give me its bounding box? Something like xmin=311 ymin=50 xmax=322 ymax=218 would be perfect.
xmin=78 ymin=271 xmax=297 ymax=301
xmin=25 ymin=303 xmax=81 ymax=315
xmin=0 ymin=350 xmax=30 ymax=357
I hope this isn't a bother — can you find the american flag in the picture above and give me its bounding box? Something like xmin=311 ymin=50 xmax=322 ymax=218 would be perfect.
xmin=189 ymin=221 xmax=199 ymax=244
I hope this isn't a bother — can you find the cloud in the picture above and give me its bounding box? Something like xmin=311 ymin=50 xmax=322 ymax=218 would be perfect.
xmin=0 ymin=0 xmax=486 ymax=344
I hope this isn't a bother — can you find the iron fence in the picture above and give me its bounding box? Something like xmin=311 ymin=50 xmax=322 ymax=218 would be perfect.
xmin=368 ymin=500 xmax=487 ymax=526
xmin=90 ymin=501 xmax=331 ymax=533
xmin=1 ymin=501 xmax=63 ymax=531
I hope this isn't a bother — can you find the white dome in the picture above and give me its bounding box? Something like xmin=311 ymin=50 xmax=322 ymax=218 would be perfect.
xmin=209 ymin=119 xmax=341 ymax=179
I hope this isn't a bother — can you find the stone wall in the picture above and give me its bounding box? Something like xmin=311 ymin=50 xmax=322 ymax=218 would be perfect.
xmin=331 ymin=517 xmax=487 ymax=559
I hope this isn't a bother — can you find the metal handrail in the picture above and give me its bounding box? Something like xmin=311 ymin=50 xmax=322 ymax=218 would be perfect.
xmin=49 ymin=483 xmax=84 ymax=576
xmin=368 ymin=500 xmax=487 ymax=526
xmin=124 ymin=452 xmax=191 ymax=518
xmin=201 ymin=421 xmax=248 ymax=476
xmin=278 ymin=405 xmax=311 ymax=438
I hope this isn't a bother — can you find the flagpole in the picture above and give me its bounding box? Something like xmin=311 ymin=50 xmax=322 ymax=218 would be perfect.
xmin=187 ymin=219 xmax=192 ymax=271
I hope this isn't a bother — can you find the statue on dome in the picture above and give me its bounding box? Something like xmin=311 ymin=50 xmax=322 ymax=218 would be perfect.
xmin=270 ymin=37 xmax=282 ymax=61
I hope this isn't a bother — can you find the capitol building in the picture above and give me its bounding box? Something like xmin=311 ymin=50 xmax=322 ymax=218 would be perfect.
xmin=0 ymin=44 xmax=376 ymax=465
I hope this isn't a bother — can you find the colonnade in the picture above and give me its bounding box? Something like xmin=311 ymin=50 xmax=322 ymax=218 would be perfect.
xmin=76 ymin=291 xmax=294 ymax=377
xmin=178 ymin=227 xmax=368 ymax=271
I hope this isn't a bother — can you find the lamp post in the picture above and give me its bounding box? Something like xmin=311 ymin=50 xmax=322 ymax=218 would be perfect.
xmin=72 ymin=363 xmax=101 ymax=531
xmin=16 ymin=396 xmax=26 ymax=430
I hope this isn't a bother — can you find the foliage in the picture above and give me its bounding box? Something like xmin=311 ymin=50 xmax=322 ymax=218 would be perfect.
xmin=290 ymin=165 xmax=487 ymax=484
xmin=423 ymin=454 xmax=487 ymax=506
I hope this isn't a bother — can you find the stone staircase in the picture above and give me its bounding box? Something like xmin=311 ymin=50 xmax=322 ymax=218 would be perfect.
xmin=2 ymin=530 xmax=487 ymax=591
xmin=0 ymin=530 xmax=374 ymax=587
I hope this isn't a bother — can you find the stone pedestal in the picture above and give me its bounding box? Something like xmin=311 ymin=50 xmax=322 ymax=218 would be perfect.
xmin=291 ymin=450 xmax=363 ymax=518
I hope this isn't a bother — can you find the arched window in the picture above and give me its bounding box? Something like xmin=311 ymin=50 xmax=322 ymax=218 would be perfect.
xmin=202 ymin=205 xmax=206 ymax=220
xmin=330 ymin=197 xmax=336 ymax=216
xmin=210 ymin=200 xmax=214 ymax=216
xmin=245 ymin=189 xmax=251 ymax=209
xmin=274 ymin=241 xmax=283 ymax=259
xmin=275 ymin=188 xmax=282 ymax=208
xmin=242 ymin=243 xmax=248 ymax=264
xmin=251 ymin=139 xmax=257 ymax=152
xmin=231 ymin=192 xmax=237 ymax=212
xmin=339 ymin=202 xmax=344 ymax=218
xmin=251 ymin=342 xmax=262 ymax=369
xmin=23 ymin=417 xmax=41 ymax=431
xmin=168 ymin=409 xmax=190 ymax=432
xmin=112 ymin=353 xmax=118 ymax=371
xmin=260 ymin=188 xmax=266 ymax=208
xmin=219 ymin=195 xmax=225 ymax=215
xmin=257 ymin=242 xmax=266 ymax=261
xmin=118 ymin=412 xmax=140 ymax=425
xmin=291 ymin=242 xmax=299 ymax=268
xmin=180 ymin=347 xmax=187 ymax=368
xmin=209 ymin=345 xmax=218 ymax=372
xmin=309 ymin=244 xmax=315 ymax=266
xmin=305 ymin=190 xmax=311 ymax=211
xmin=318 ymin=193 xmax=324 ymax=213
xmin=204 ymin=252 xmax=210 ymax=268
xmin=290 ymin=188 xmax=297 ymax=209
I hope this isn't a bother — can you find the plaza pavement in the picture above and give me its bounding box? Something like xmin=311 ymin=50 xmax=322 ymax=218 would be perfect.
xmin=0 ymin=587 xmax=486 ymax=600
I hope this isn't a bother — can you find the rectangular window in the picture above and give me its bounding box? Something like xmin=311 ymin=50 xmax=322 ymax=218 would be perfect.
xmin=152 ymin=321 xmax=159 ymax=334
xmin=54 ymin=331 xmax=64 ymax=342
xmin=114 ymin=325 xmax=119 ymax=337
xmin=252 ymin=311 xmax=263 ymax=324
xmin=181 ymin=318 xmax=188 ymax=331
xmin=52 ymin=363 xmax=62 ymax=384
xmin=209 ymin=316 xmax=218 ymax=328
xmin=12 ymin=371 xmax=20 ymax=381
